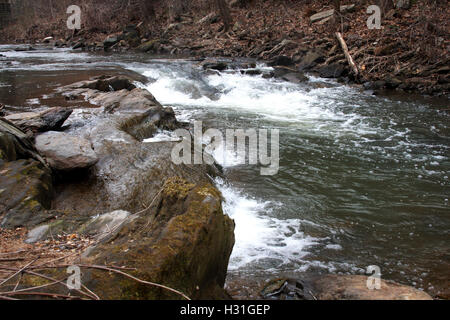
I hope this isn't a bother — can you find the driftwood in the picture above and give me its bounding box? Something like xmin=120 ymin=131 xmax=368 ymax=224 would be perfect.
xmin=335 ymin=32 xmax=359 ymax=76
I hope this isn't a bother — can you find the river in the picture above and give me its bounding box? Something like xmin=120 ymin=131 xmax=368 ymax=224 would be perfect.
xmin=1 ymin=45 xmax=449 ymax=298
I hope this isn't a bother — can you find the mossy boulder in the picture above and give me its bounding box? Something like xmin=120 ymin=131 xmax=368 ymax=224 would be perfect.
xmin=0 ymin=159 xmax=54 ymax=228
xmin=81 ymin=177 xmax=235 ymax=300
xmin=137 ymin=40 xmax=159 ymax=53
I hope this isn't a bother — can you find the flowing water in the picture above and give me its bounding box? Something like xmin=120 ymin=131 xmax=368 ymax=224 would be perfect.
xmin=1 ymin=45 xmax=449 ymax=297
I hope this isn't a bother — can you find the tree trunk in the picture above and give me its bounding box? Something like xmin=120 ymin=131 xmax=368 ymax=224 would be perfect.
xmin=215 ymin=0 xmax=232 ymax=31
xmin=332 ymin=0 xmax=341 ymax=31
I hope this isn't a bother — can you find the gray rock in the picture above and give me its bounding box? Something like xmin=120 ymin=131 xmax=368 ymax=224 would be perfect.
xmin=81 ymin=210 xmax=136 ymax=243
xmin=298 ymin=50 xmax=325 ymax=71
xmin=312 ymin=275 xmax=432 ymax=300
xmin=80 ymin=75 xmax=136 ymax=92
xmin=25 ymin=225 xmax=50 ymax=244
xmin=5 ymin=107 xmax=73 ymax=134
xmin=137 ymin=40 xmax=159 ymax=53
xmin=81 ymin=178 xmax=235 ymax=300
xmin=280 ymin=72 xmax=308 ymax=84
xmin=318 ymin=63 xmax=346 ymax=78
xmin=53 ymin=75 xmax=217 ymax=218
xmin=261 ymin=275 xmax=433 ymax=300
xmin=103 ymin=36 xmax=120 ymax=50
xmin=35 ymin=131 xmax=98 ymax=171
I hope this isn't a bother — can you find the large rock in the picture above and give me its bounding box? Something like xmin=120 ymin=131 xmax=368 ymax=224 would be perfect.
xmin=298 ymin=50 xmax=326 ymax=71
xmin=0 ymin=159 xmax=53 ymax=228
xmin=268 ymin=56 xmax=295 ymax=67
xmin=81 ymin=177 xmax=235 ymax=300
xmin=35 ymin=131 xmax=99 ymax=171
xmin=318 ymin=63 xmax=347 ymax=78
xmin=312 ymin=275 xmax=432 ymax=300
xmin=54 ymin=75 xmax=211 ymax=217
xmin=103 ymin=36 xmax=121 ymax=50
xmin=5 ymin=107 xmax=73 ymax=134
xmin=80 ymin=75 xmax=137 ymax=92
xmin=280 ymin=72 xmax=309 ymax=84
xmin=260 ymin=275 xmax=433 ymax=300
xmin=137 ymin=40 xmax=159 ymax=53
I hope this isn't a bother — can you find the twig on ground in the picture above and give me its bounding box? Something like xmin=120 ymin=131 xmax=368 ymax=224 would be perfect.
xmin=0 ymin=259 xmax=38 ymax=287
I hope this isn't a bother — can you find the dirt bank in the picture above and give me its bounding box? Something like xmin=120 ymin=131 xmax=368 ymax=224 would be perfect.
xmin=1 ymin=1 xmax=449 ymax=96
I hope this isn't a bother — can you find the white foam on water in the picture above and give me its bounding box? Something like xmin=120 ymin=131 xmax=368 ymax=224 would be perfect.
xmin=215 ymin=178 xmax=321 ymax=271
xmin=143 ymin=130 xmax=181 ymax=143
xmin=26 ymin=98 xmax=40 ymax=105
xmin=139 ymin=65 xmax=395 ymax=142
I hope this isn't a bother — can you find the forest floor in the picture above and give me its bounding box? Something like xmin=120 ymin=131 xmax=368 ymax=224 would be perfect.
xmin=1 ymin=1 xmax=449 ymax=95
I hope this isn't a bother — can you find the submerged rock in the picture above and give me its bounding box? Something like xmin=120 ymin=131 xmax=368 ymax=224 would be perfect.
xmin=280 ymin=72 xmax=309 ymax=84
xmin=200 ymin=59 xmax=228 ymax=71
xmin=35 ymin=131 xmax=98 ymax=171
xmin=5 ymin=107 xmax=73 ymax=134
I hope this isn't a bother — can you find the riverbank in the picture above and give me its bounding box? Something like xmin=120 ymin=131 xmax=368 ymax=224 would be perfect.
xmin=1 ymin=1 xmax=448 ymax=96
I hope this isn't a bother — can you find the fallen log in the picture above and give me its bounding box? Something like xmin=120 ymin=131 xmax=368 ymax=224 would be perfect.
xmin=335 ymin=32 xmax=359 ymax=76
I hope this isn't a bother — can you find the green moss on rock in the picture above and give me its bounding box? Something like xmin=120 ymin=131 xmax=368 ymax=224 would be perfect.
xmin=81 ymin=177 xmax=235 ymax=300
